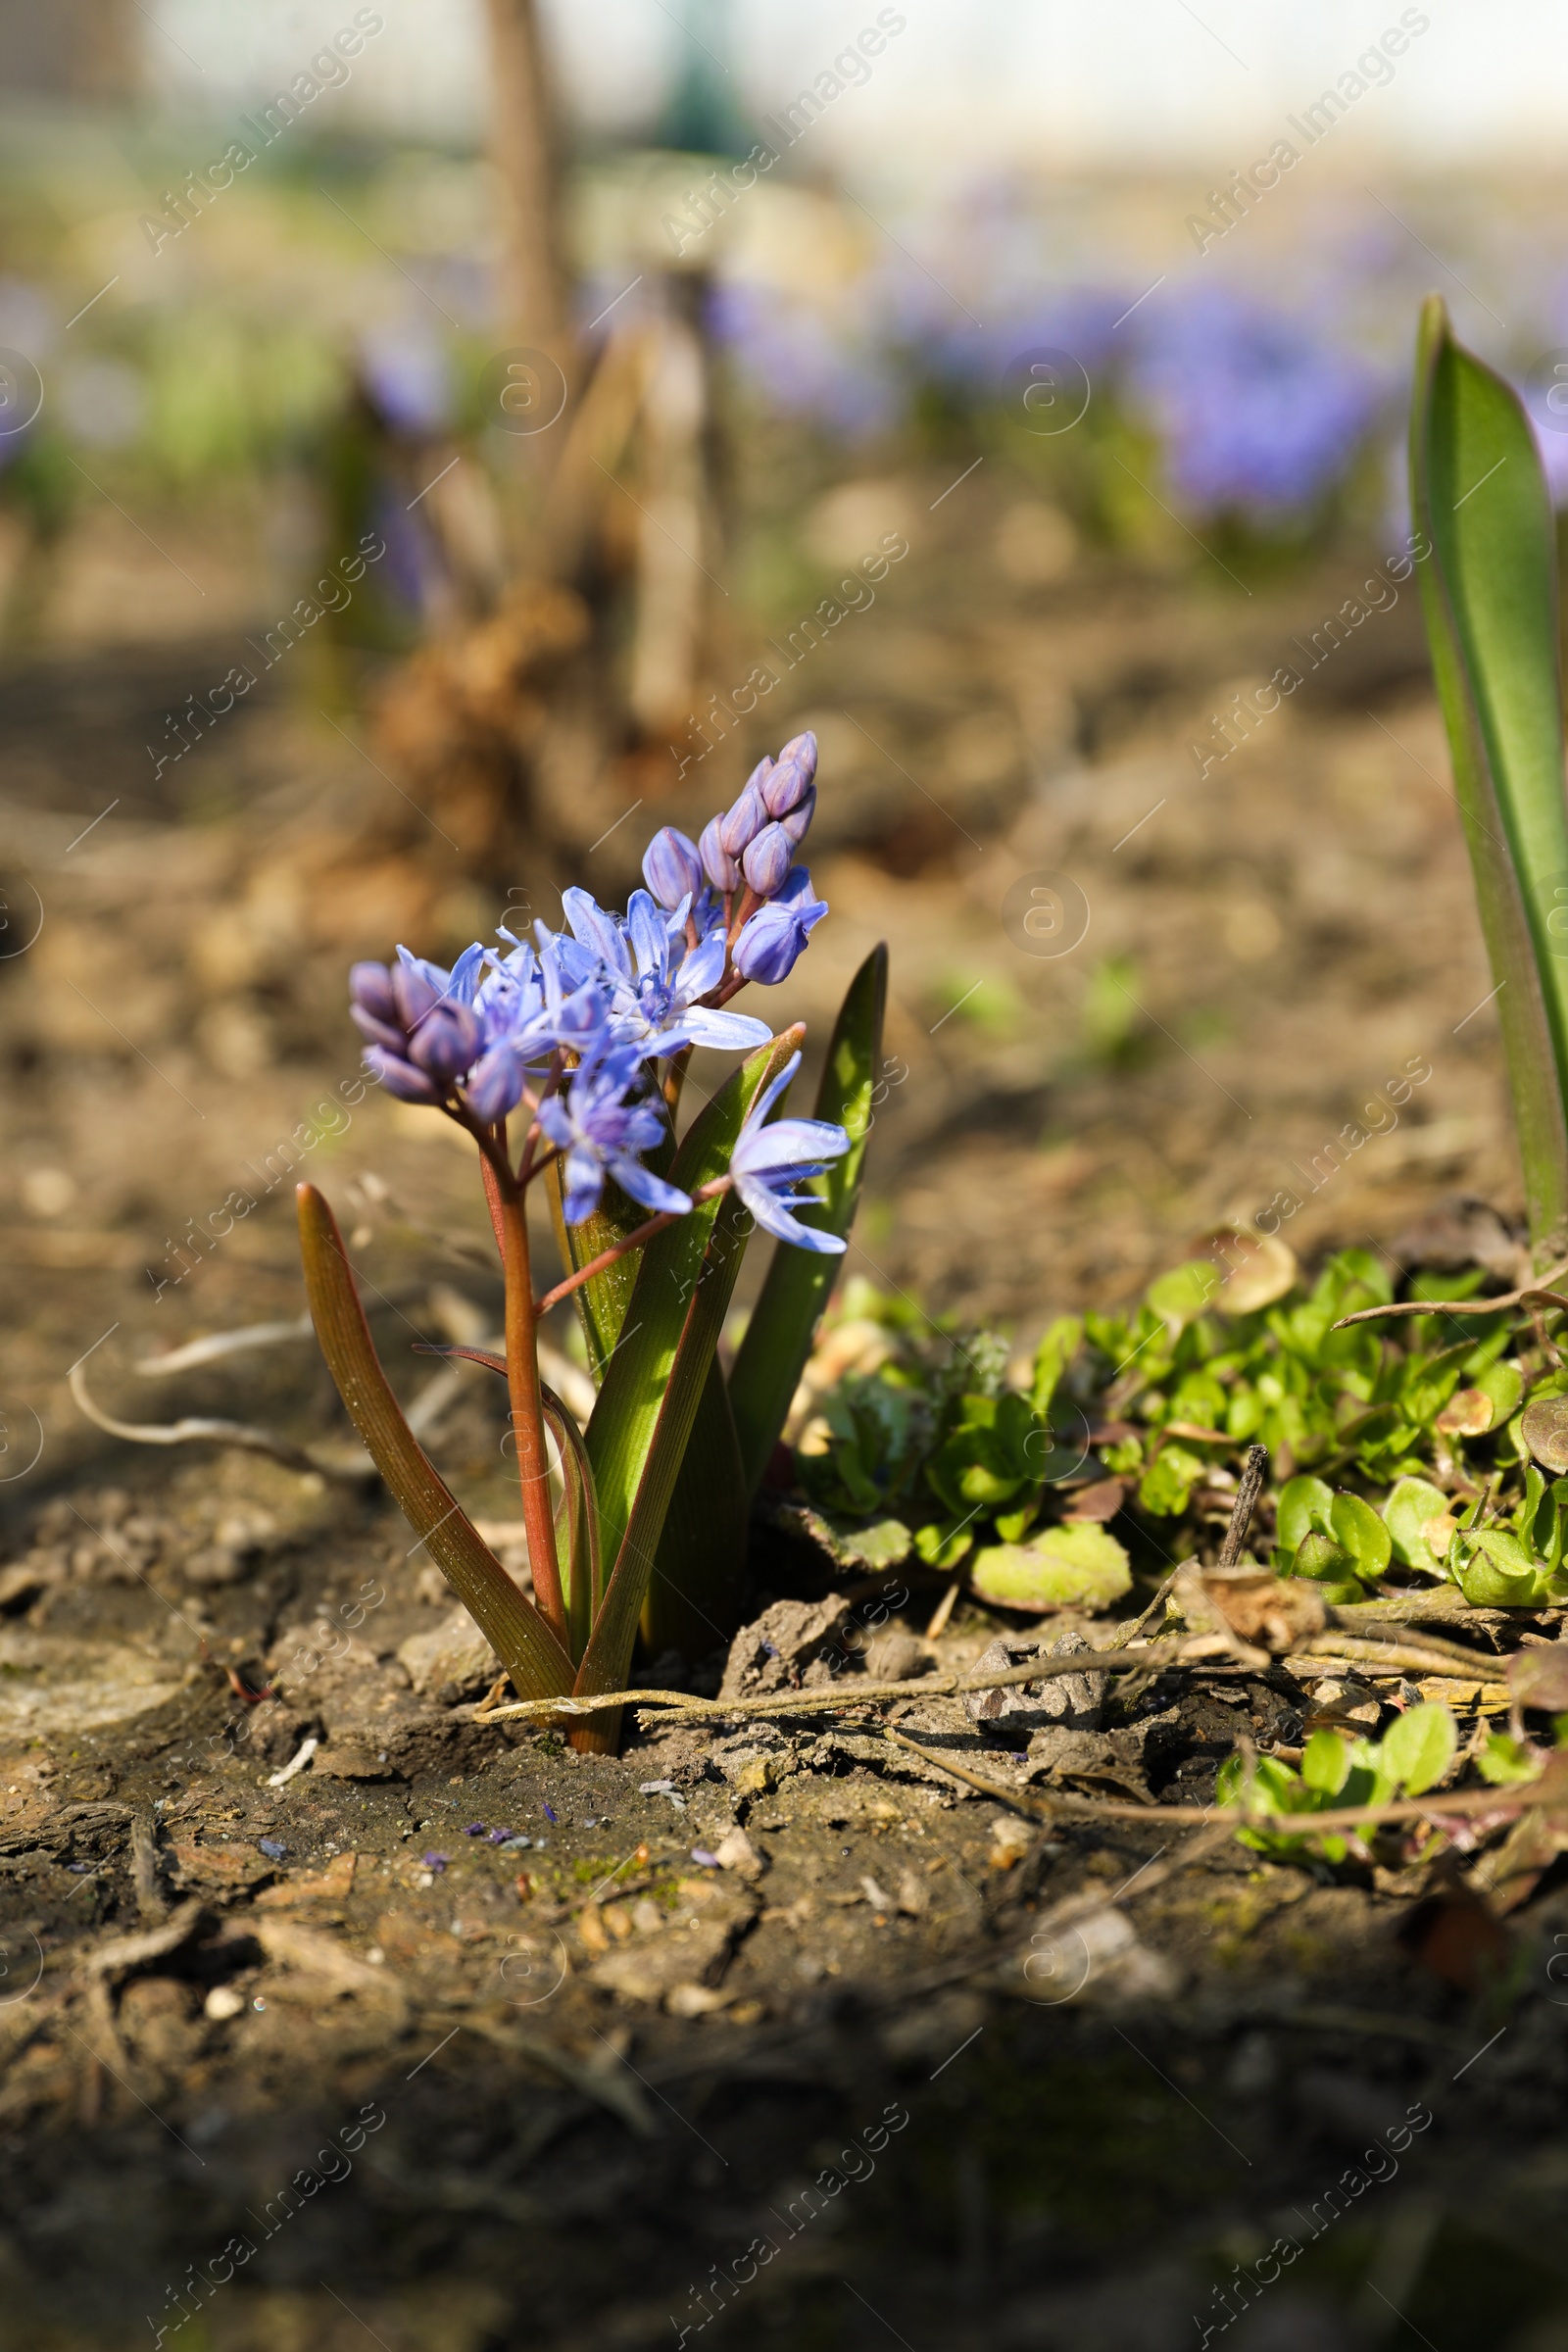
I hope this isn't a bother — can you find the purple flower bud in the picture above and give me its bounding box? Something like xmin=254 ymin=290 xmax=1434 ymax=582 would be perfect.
xmin=349 ymin=961 xmax=397 ymax=1023
xmin=699 ymin=814 xmax=740 ymax=892
xmin=717 ymin=778 xmax=769 ymax=859
xmin=760 ymin=762 xmax=804 ymax=818
xmin=742 ymin=821 xmax=793 ymax=899
xmin=732 ymin=867 xmax=828 ymax=985
xmin=408 ymin=1004 xmax=481 ymax=1083
xmin=642 ymin=825 xmax=704 ymax=910
xmin=776 ymin=730 xmax=818 ymax=786
xmin=464 ymin=1044 xmax=523 ymax=1123
xmin=351 ymin=1004 xmax=408 ymax=1055
xmin=780 ymin=782 xmax=815 ymax=846
xmin=760 ymin=738 xmax=815 ymax=818
xmin=391 ymin=962 xmax=441 ymax=1031
xmin=365 ymin=1047 xmax=442 ymax=1103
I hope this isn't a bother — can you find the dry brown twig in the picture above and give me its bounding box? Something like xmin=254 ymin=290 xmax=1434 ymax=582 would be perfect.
xmin=1330 ymin=1258 xmax=1568 ymax=1329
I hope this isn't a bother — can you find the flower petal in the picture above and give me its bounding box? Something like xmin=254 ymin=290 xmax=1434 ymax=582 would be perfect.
xmin=562 ymin=888 xmax=629 ymax=978
xmin=625 ymin=890 xmax=668 ymax=980
xmin=609 ymin=1156 xmax=694 ymax=1218
xmin=673 ymin=928 xmax=726 ymax=1004
xmin=561 ymin=1146 xmax=606 ymax=1225
xmin=734 ymin=1172 xmax=846 ymax=1252
xmin=677 ymin=1005 xmax=773 ymax=1053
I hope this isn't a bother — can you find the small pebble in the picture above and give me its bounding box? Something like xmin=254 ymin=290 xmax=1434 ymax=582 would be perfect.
xmin=258 ymin=1838 xmax=287 ymax=1860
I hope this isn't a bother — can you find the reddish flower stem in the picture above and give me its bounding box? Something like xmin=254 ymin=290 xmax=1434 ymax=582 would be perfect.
xmin=533 ymin=1177 xmax=731 ymax=1316
xmin=476 ymin=1144 xmax=567 ymax=1647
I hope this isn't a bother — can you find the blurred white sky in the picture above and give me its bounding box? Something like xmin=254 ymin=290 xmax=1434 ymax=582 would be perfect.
xmin=148 ymin=1 xmax=1568 ymax=167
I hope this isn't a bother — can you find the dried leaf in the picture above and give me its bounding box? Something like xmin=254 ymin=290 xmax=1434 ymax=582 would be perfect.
xmin=1197 ymin=1226 xmax=1298 ymax=1313
xmin=1195 ymin=1568 xmax=1327 ymax=1652
xmin=1436 ymin=1387 xmax=1495 ymax=1437
xmin=1509 ymin=1642 xmax=1568 ymax=1712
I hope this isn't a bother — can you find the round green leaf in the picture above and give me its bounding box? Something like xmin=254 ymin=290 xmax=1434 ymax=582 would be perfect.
xmin=1330 ymin=1492 xmax=1393 ymax=1582
xmin=1474 ymin=1359 xmax=1524 ymax=1427
xmin=1383 ymin=1476 xmax=1453 ymax=1575
xmin=1147 ymin=1260 xmax=1221 ymax=1333
xmin=1453 ymin=1525 xmax=1549 ymax=1606
xmin=1277 ymin=1475 xmax=1334 ymax=1555
xmin=967 ymin=1522 xmax=1132 ymax=1614
xmin=1301 ymin=1728 xmax=1351 ymax=1794
xmin=1377 ymin=1701 xmax=1456 ymax=1796
xmin=1137 ymin=1444 xmax=1205 ymax=1519
xmin=1291 ymin=1531 xmax=1349 ymax=1579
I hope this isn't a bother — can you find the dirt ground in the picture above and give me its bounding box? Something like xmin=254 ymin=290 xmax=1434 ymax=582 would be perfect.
xmin=1 ymin=495 xmax=1562 ymax=2349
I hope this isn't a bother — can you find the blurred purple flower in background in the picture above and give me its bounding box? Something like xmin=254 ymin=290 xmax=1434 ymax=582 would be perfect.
xmin=1129 ymin=287 xmax=1383 ymax=519
xmin=708 ymin=280 xmax=901 ymax=439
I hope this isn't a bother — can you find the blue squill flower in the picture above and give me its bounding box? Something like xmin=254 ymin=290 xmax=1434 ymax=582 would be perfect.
xmin=643 ymin=826 xmax=705 ymax=910
xmin=564 ymin=888 xmax=770 ymax=1057
xmin=730 ymin=1051 xmax=849 ymax=1253
xmin=535 ymin=1037 xmax=693 ymax=1224
xmin=558 ymin=888 xmax=627 ymax=975
xmin=618 ymin=894 xmax=772 ymax=1055
xmin=732 ymin=867 xmax=828 ymax=985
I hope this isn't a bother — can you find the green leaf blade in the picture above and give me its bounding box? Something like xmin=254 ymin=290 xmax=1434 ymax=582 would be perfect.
xmin=1412 ymin=295 xmax=1568 ymax=1256
xmin=1378 ymin=1701 xmax=1456 ymax=1797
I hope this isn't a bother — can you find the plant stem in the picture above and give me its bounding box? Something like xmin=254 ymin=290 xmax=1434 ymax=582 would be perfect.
xmin=493 ymin=1174 xmax=568 ymax=1647
xmin=533 ymin=1178 xmax=731 ymax=1316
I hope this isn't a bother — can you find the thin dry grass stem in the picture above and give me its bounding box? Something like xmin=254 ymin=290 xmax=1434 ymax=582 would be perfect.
xmin=469 ymin=1631 xmax=1513 ymax=1730
xmin=1113 ymin=1441 xmax=1269 ymax=1649
xmin=879 ymin=1725 xmax=1547 ymax=1833
xmin=1330 ymin=1259 xmax=1568 ymax=1329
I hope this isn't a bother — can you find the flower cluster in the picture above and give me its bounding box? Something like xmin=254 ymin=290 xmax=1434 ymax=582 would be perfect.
xmin=347 ymin=733 xmax=847 ymax=1251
